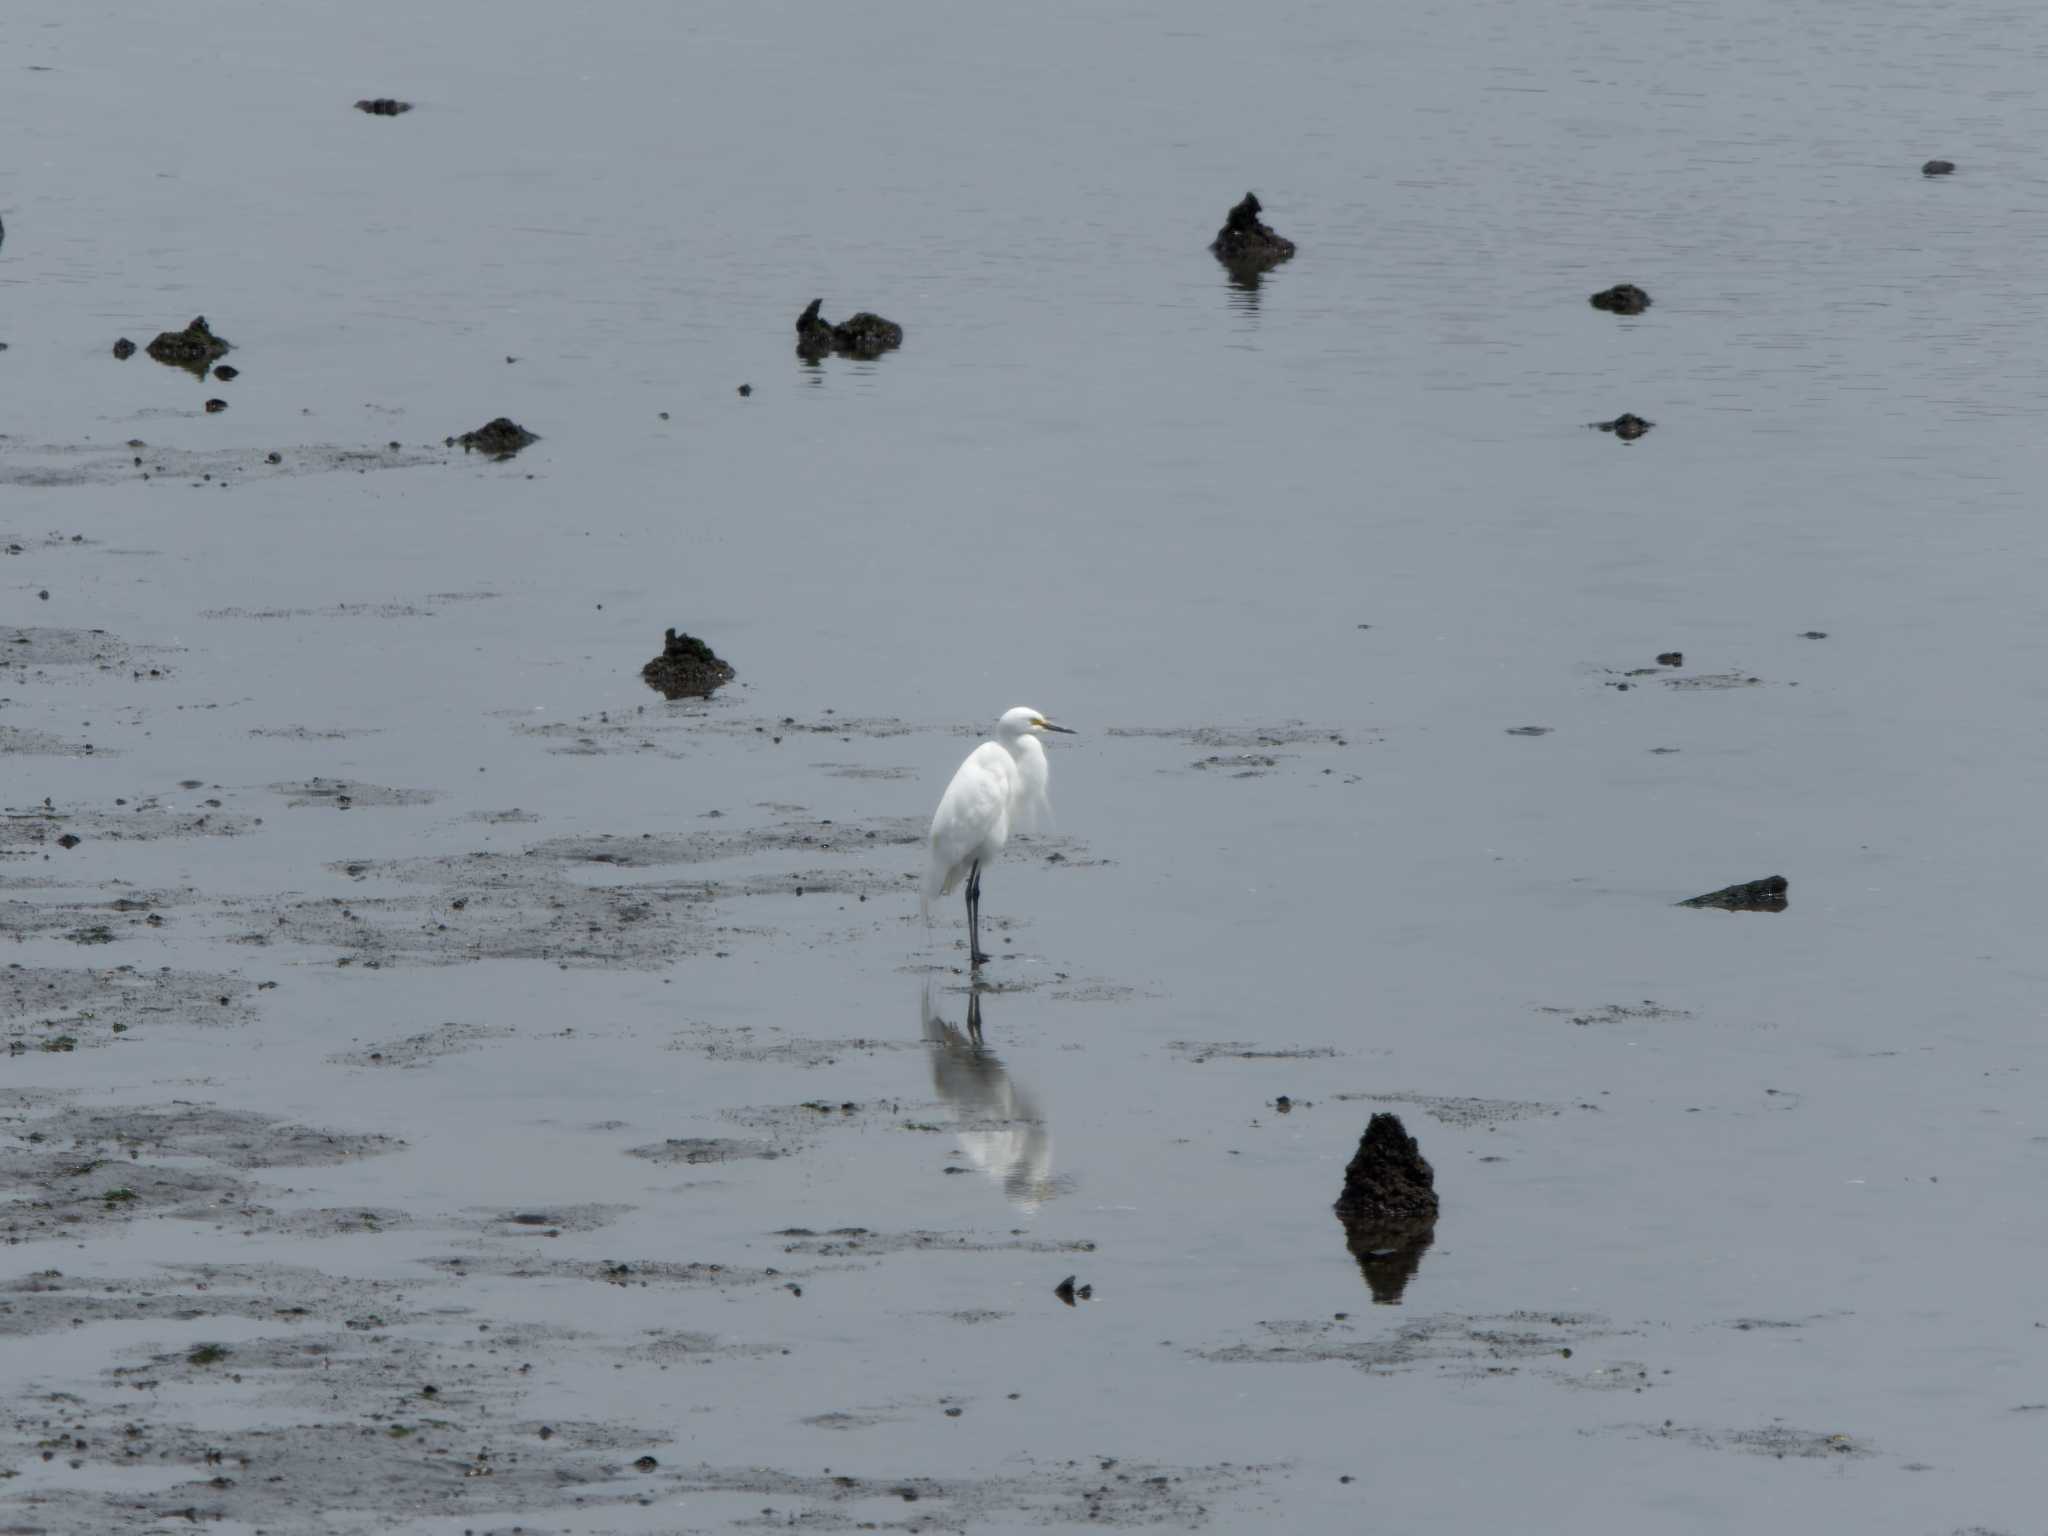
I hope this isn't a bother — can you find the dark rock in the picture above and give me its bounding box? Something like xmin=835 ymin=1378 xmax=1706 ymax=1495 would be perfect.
xmin=146 ymin=316 xmax=232 ymax=375
xmin=795 ymin=299 xmax=904 ymax=361
xmin=641 ymin=628 xmax=736 ymax=700
xmin=1921 ymin=159 xmax=1956 ymax=176
xmin=737 ymin=383 xmax=752 ymax=397
xmin=1333 ymin=1113 xmax=1438 ymax=1306
xmin=1656 ymin=651 xmax=1683 ymax=667
xmin=1678 ymin=874 xmax=1788 ymax=912
xmin=1594 ymin=413 xmax=1654 ymax=441
xmin=1209 ymin=192 xmax=1296 ymax=276
xmin=213 ymin=364 xmax=239 ymax=381
xmin=1589 ymin=284 xmax=1652 ymax=316
xmin=355 ymin=98 xmax=413 ymax=116
xmin=1053 ymin=1275 xmax=1093 ymax=1306
xmin=265 ymin=451 xmax=283 ymax=465
xmin=112 ymin=338 xmax=136 ymax=359
xmin=453 ymin=417 xmax=538 ymax=459
xmin=204 ymin=399 xmax=228 ymax=414
xmin=1800 ymin=631 xmax=1828 ymax=640
xmin=1335 ymin=1113 xmax=1438 ymax=1225
xmin=56 ymin=833 xmax=82 ymax=849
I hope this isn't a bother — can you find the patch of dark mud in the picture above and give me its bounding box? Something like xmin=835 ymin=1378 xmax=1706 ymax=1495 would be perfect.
xmin=1201 ymin=1310 xmax=1615 ymax=1377
xmin=1 ymin=626 xmax=133 ymax=670
xmin=684 ymin=712 xmax=918 ymax=743
xmin=0 ymin=1414 xmax=657 ymax=1532
xmin=0 ymin=724 xmax=107 ymax=756
xmin=627 ymin=1136 xmax=784 ymax=1165
xmin=231 ymin=849 xmax=713 ymax=969
xmin=632 ymin=1328 xmax=787 ymax=1364
xmin=462 ymin=807 xmax=541 ymax=824
xmin=1 ymin=965 xmax=260 ymax=1052
xmin=1636 ymin=1420 xmax=1872 ymax=1459
xmin=665 ymin=1458 xmax=1262 ymax=1529
xmin=1663 ymin=671 xmax=1766 ymax=690
xmin=0 ymin=440 xmax=449 ymax=489
xmin=0 ymin=1099 xmax=399 ymax=1242
xmin=327 ymin=1019 xmax=510 ymax=1068
xmin=722 ymin=1100 xmax=939 ymax=1143
xmin=426 ymin=1254 xmax=794 ymax=1291
xmin=19 ymin=1103 xmax=397 ymax=1169
xmin=0 ymin=887 xmax=191 ymax=944
xmin=0 ymin=1262 xmax=422 ymax=1340
xmin=795 ymin=298 xmax=904 ymax=361
xmin=1190 ymin=753 xmax=1284 ymax=776
xmin=354 ymin=96 xmax=412 ymax=114
xmin=463 ymin=1204 xmax=630 ymax=1236
xmin=1328 ymin=1090 xmax=1563 ymax=1128
xmin=531 ymin=816 xmax=923 ymax=869
xmin=450 ymin=416 xmax=538 ymax=458
xmin=1922 ymin=158 xmax=1956 ymax=176
xmin=1538 ymin=999 xmax=1694 ymax=1027
xmin=1111 ymin=723 xmax=1361 ymax=750
xmin=2 ymin=801 xmax=257 ymax=854
xmin=509 ymin=707 xmax=694 ymax=758
xmin=771 ymin=1227 xmax=1096 ymax=1258
xmin=641 ymin=627 xmax=736 ymax=700
xmin=818 ymin=762 xmax=919 ymax=781
xmin=1170 ymin=1040 xmax=1341 ymax=1064
xmin=1050 ymin=982 xmax=1150 ymax=1003
xmin=269 ymin=777 xmax=441 ymax=810
xmin=203 ymin=589 xmax=497 ymax=619
xmin=668 ymin=1025 xmax=919 ymax=1067
xmin=246 ymin=724 xmax=384 ymax=741
xmin=1678 ymin=875 xmax=1788 ymax=912
xmin=145 ymin=316 xmax=231 ymax=375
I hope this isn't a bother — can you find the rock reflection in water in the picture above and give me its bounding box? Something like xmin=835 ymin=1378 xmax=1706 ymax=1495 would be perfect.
xmin=921 ymin=982 xmax=1058 ymax=1212
xmin=1333 ymin=1112 xmax=1439 ymax=1305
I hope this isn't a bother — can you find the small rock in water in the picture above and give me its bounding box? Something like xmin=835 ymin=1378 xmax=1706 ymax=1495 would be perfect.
xmin=1656 ymin=651 xmax=1683 ymax=667
xmin=1594 ymin=413 xmax=1654 ymax=441
xmin=1589 ymin=284 xmax=1652 ymax=315
xmin=355 ymin=98 xmax=413 ymax=116
xmin=1678 ymin=874 xmax=1788 ymax=912
xmin=204 ymin=398 xmax=228 ymax=414
xmin=112 ymin=337 xmax=136 ymax=360
xmin=641 ymin=627 xmax=736 ymax=700
xmin=452 ymin=417 xmax=538 ymax=459
xmin=1333 ymin=1113 xmax=1439 ymax=1306
xmin=265 ymin=451 xmax=283 ymax=465
xmin=146 ymin=316 xmax=232 ymax=375
xmin=213 ymin=364 xmax=239 ymax=381
xmin=1209 ymin=191 xmax=1296 ymax=277
xmin=795 ymin=299 xmax=904 ymax=361
xmin=1053 ymin=1275 xmax=1093 ymax=1306
xmin=1921 ymin=159 xmax=1956 ymax=176
xmin=1505 ymin=725 xmax=1552 ymax=736
xmin=737 ymin=383 xmax=752 ymax=396
xmin=1800 ymin=630 xmax=1828 ymax=640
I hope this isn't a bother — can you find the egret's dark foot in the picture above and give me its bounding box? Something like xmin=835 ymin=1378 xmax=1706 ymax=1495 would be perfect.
xmin=970 ymin=949 xmax=993 ymax=968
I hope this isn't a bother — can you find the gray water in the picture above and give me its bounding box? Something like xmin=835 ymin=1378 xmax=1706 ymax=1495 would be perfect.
xmin=5 ymin=1 xmax=2048 ymax=1531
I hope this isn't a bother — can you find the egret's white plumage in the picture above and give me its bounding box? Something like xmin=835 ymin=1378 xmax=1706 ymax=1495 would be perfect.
xmin=923 ymin=705 xmax=1073 ymax=965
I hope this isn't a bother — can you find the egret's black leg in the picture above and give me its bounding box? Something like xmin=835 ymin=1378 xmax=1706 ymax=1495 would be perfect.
xmin=967 ymin=990 xmax=983 ymax=1046
xmin=967 ymin=860 xmax=990 ymax=968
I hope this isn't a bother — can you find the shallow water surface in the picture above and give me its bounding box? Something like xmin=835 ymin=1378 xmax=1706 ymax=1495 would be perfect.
xmin=4 ymin=0 xmax=2047 ymax=1531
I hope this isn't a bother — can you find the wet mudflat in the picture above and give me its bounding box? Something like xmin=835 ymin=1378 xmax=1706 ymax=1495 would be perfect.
xmin=5 ymin=0 xmax=2048 ymax=1531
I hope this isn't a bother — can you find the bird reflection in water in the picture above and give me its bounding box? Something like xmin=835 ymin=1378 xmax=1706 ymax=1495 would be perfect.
xmin=921 ymin=981 xmax=1059 ymax=1212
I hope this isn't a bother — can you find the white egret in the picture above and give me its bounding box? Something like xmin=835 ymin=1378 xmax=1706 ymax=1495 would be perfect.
xmin=922 ymin=705 xmax=1075 ymax=967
